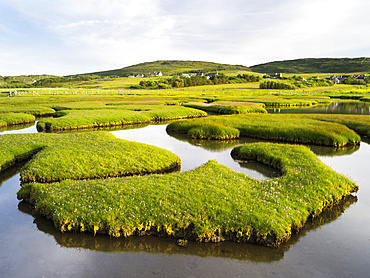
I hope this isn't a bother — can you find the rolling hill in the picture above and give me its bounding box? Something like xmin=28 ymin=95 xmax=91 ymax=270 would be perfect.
xmin=250 ymin=57 xmax=370 ymax=73
xmin=85 ymin=60 xmax=251 ymax=77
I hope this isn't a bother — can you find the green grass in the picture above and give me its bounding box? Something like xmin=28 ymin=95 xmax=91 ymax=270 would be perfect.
xmin=84 ymin=60 xmax=251 ymax=77
xmin=17 ymin=143 xmax=358 ymax=247
xmin=167 ymin=114 xmax=361 ymax=147
xmin=183 ymin=103 xmax=267 ymax=114
xmin=301 ymin=114 xmax=370 ymax=138
xmin=250 ymin=57 xmax=370 ymax=73
xmin=0 ymin=113 xmax=35 ymax=128
xmin=0 ymin=132 xmax=180 ymax=182
xmin=0 ymin=106 xmax=55 ymax=116
xmin=37 ymin=105 xmax=207 ymax=131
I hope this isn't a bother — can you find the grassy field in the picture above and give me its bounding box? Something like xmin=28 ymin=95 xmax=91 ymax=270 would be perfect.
xmin=0 ymin=113 xmax=35 ymax=128
xmin=166 ymin=114 xmax=361 ymax=147
xmin=0 ymin=132 xmax=180 ymax=182
xmin=17 ymin=143 xmax=358 ymax=247
xmin=250 ymin=57 xmax=370 ymax=73
xmin=183 ymin=103 xmax=267 ymax=114
xmin=36 ymin=105 xmax=207 ymax=131
xmin=1 ymin=73 xmax=369 ymax=247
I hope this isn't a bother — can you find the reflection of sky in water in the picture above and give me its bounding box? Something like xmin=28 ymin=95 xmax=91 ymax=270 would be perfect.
xmin=111 ymin=124 xmax=279 ymax=179
xmin=267 ymin=101 xmax=370 ymax=115
xmin=0 ymin=121 xmax=38 ymax=135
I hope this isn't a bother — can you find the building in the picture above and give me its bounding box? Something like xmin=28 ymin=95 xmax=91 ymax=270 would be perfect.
xmin=206 ymin=72 xmax=217 ymax=79
xmin=149 ymin=71 xmax=162 ymax=77
xmin=263 ymin=73 xmax=283 ymax=79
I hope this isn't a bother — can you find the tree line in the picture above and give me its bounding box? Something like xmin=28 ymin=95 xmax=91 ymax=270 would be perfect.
xmin=133 ymin=73 xmax=260 ymax=89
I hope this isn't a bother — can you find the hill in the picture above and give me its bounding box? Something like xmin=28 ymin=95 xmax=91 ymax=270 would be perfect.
xmin=85 ymin=60 xmax=251 ymax=77
xmin=250 ymin=57 xmax=370 ymax=73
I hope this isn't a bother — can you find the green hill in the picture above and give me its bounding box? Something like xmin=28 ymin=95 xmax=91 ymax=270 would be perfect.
xmin=250 ymin=57 xmax=370 ymax=73
xmin=85 ymin=60 xmax=251 ymax=77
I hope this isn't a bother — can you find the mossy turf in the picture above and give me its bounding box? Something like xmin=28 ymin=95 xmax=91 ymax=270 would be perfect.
xmin=0 ymin=106 xmax=55 ymax=116
xmin=37 ymin=105 xmax=207 ymax=131
xmin=301 ymin=114 xmax=370 ymax=138
xmin=183 ymin=103 xmax=267 ymax=114
xmin=0 ymin=113 xmax=35 ymax=127
xmin=166 ymin=114 xmax=361 ymax=147
xmin=17 ymin=143 xmax=358 ymax=247
xmin=0 ymin=132 xmax=180 ymax=182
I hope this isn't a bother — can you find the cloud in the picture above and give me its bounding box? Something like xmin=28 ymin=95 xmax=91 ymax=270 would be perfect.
xmin=1 ymin=0 xmax=370 ymax=75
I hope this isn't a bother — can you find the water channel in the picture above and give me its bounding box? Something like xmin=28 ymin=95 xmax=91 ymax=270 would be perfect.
xmin=0 ymin=101 xmax=369 ymax=277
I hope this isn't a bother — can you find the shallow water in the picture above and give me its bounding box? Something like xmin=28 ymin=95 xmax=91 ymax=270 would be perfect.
xmin=267 ymin=100 xmax=370 ymax=115
xmin=1 ymin=120 xmax=370 ymax=277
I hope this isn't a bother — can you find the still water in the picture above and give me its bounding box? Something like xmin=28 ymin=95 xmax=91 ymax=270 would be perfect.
xmin=1 ymin=117 xmax=370 ymax=277
xmin=267 ymin=100 xmax=370 ymax=115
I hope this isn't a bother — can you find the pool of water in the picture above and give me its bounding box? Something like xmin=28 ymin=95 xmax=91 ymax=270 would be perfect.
xmin=267 ymin=100 xmax=370 ymax=115
xmin=1 ymin=120 xmax=370 ymax=277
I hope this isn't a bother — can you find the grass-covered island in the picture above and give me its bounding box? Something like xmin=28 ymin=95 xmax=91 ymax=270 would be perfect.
xmin=17 ymin=143 xmax=358 ymax=247
xmin=166 ymin=114 xmax=361 ymax=147
xmin=36 ymin=105 xmax=207 ymax=131
xmin=0 ymin=132 xmax=180 ymax=182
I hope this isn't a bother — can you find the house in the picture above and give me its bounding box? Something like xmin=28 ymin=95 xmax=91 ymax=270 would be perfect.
xmin=263 ymin=73 xmax=283 ymax=79
xmin=306 ymin=76 xmax=320 ymax=81
xmin=206 ymin=72 xmax=217 ymax=79
xmin=149 ymin=71 xmax=162 ymax=77
xmin=181 ymin=74 xmax=191 ymax=78
xmin=327 ymin=75 xmax=343 ymax=84
xmin=352 ymin=74 xmax=367 ymax=80
xmin=135 ymin=74 xmax=144 ymax=78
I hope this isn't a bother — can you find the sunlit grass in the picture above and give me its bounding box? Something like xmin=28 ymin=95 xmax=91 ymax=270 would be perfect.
xmin=0 ymin=132 xmax=180 ymax=182
xmin=167 ymin=114 xmax=361 ymax=147
xmin=0 ymin=113 xmax=35 ymax=128
xmin=18 ymin=143 xmax=358 ymax=247
xmin=37 ymin=105 xmax=207 ymax=131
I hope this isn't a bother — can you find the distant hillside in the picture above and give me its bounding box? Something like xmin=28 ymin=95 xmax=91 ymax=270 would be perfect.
xmin=0 ymin=74 xmax=57 ymax=88
xmin=250 ymin=57 xmax=370 ymax=73
xmin=85 ymin=60 xmax=251 ymax=77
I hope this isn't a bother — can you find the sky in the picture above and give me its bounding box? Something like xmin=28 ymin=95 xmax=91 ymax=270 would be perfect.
xmin=1 ymin=0 xmax=370 ymax=76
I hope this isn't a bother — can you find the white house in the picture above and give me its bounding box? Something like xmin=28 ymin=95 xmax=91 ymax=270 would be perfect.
xmin=149 ymin=71 xmax=162 ymax=77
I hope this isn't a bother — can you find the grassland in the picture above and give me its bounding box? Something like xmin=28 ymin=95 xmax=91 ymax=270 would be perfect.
xmin=83 ymin=60 xmax=251 ymax=77
xmin=183 ymin=103 xmax=267 ymax=114
xmin=0 ymin=113 xmax=35 ymax=128
xmin=301 ymin=114 xmax=370 ymax=138
xmin=17 ymin=143 xmax=358 ymax=247
xmin=36 ymin=105 xmax=207 ymax=131
xmin=0 ymin=132 xmax=180 ymax=182
xmin=1 ymin=65 xmax=369 ymax=248
xmin=250 ymin=57 xmax=370 ymax=73
xmin=166 ymin=114 xmax=360 ymax=147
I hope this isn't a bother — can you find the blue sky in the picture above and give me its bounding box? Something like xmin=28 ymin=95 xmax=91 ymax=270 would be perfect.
xmin=1 ymin=0 xmax=369 ymax=76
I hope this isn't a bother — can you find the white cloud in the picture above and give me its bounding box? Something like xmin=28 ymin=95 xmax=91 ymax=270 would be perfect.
xmin=1 ymin=0 xmax=370 ymax=75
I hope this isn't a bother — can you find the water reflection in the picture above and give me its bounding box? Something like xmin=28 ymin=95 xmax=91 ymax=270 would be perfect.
xmin=0 ymin=122 xmax=36 ymax=134
xmin=267 ymin=100 xmax=370 ymax=115
xmin=112 ymin=124 xmax=278 ymax=179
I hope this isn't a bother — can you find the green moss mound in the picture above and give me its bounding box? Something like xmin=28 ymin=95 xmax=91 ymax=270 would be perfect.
xmin=167 ymin=114 xmax=361 ymax=147
xmin=37 ymin=105 xmax=207 ymax=131
xmin=183 ymin=103 xmax=267 ymax=114
xmin=0 ymin=106 xmax=55 ymax=116
xmin=0 ymin=132 xmax=180 ymax=182
xmin=188 ymin=123 xmax=240 ymax=140
xmin=17 ymin=143 xmax=358 ymax=247
xmin=301 ymin=114 xmax=370 ymax=138
xmin=0 ymin=113 xmax=35 ymax=127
